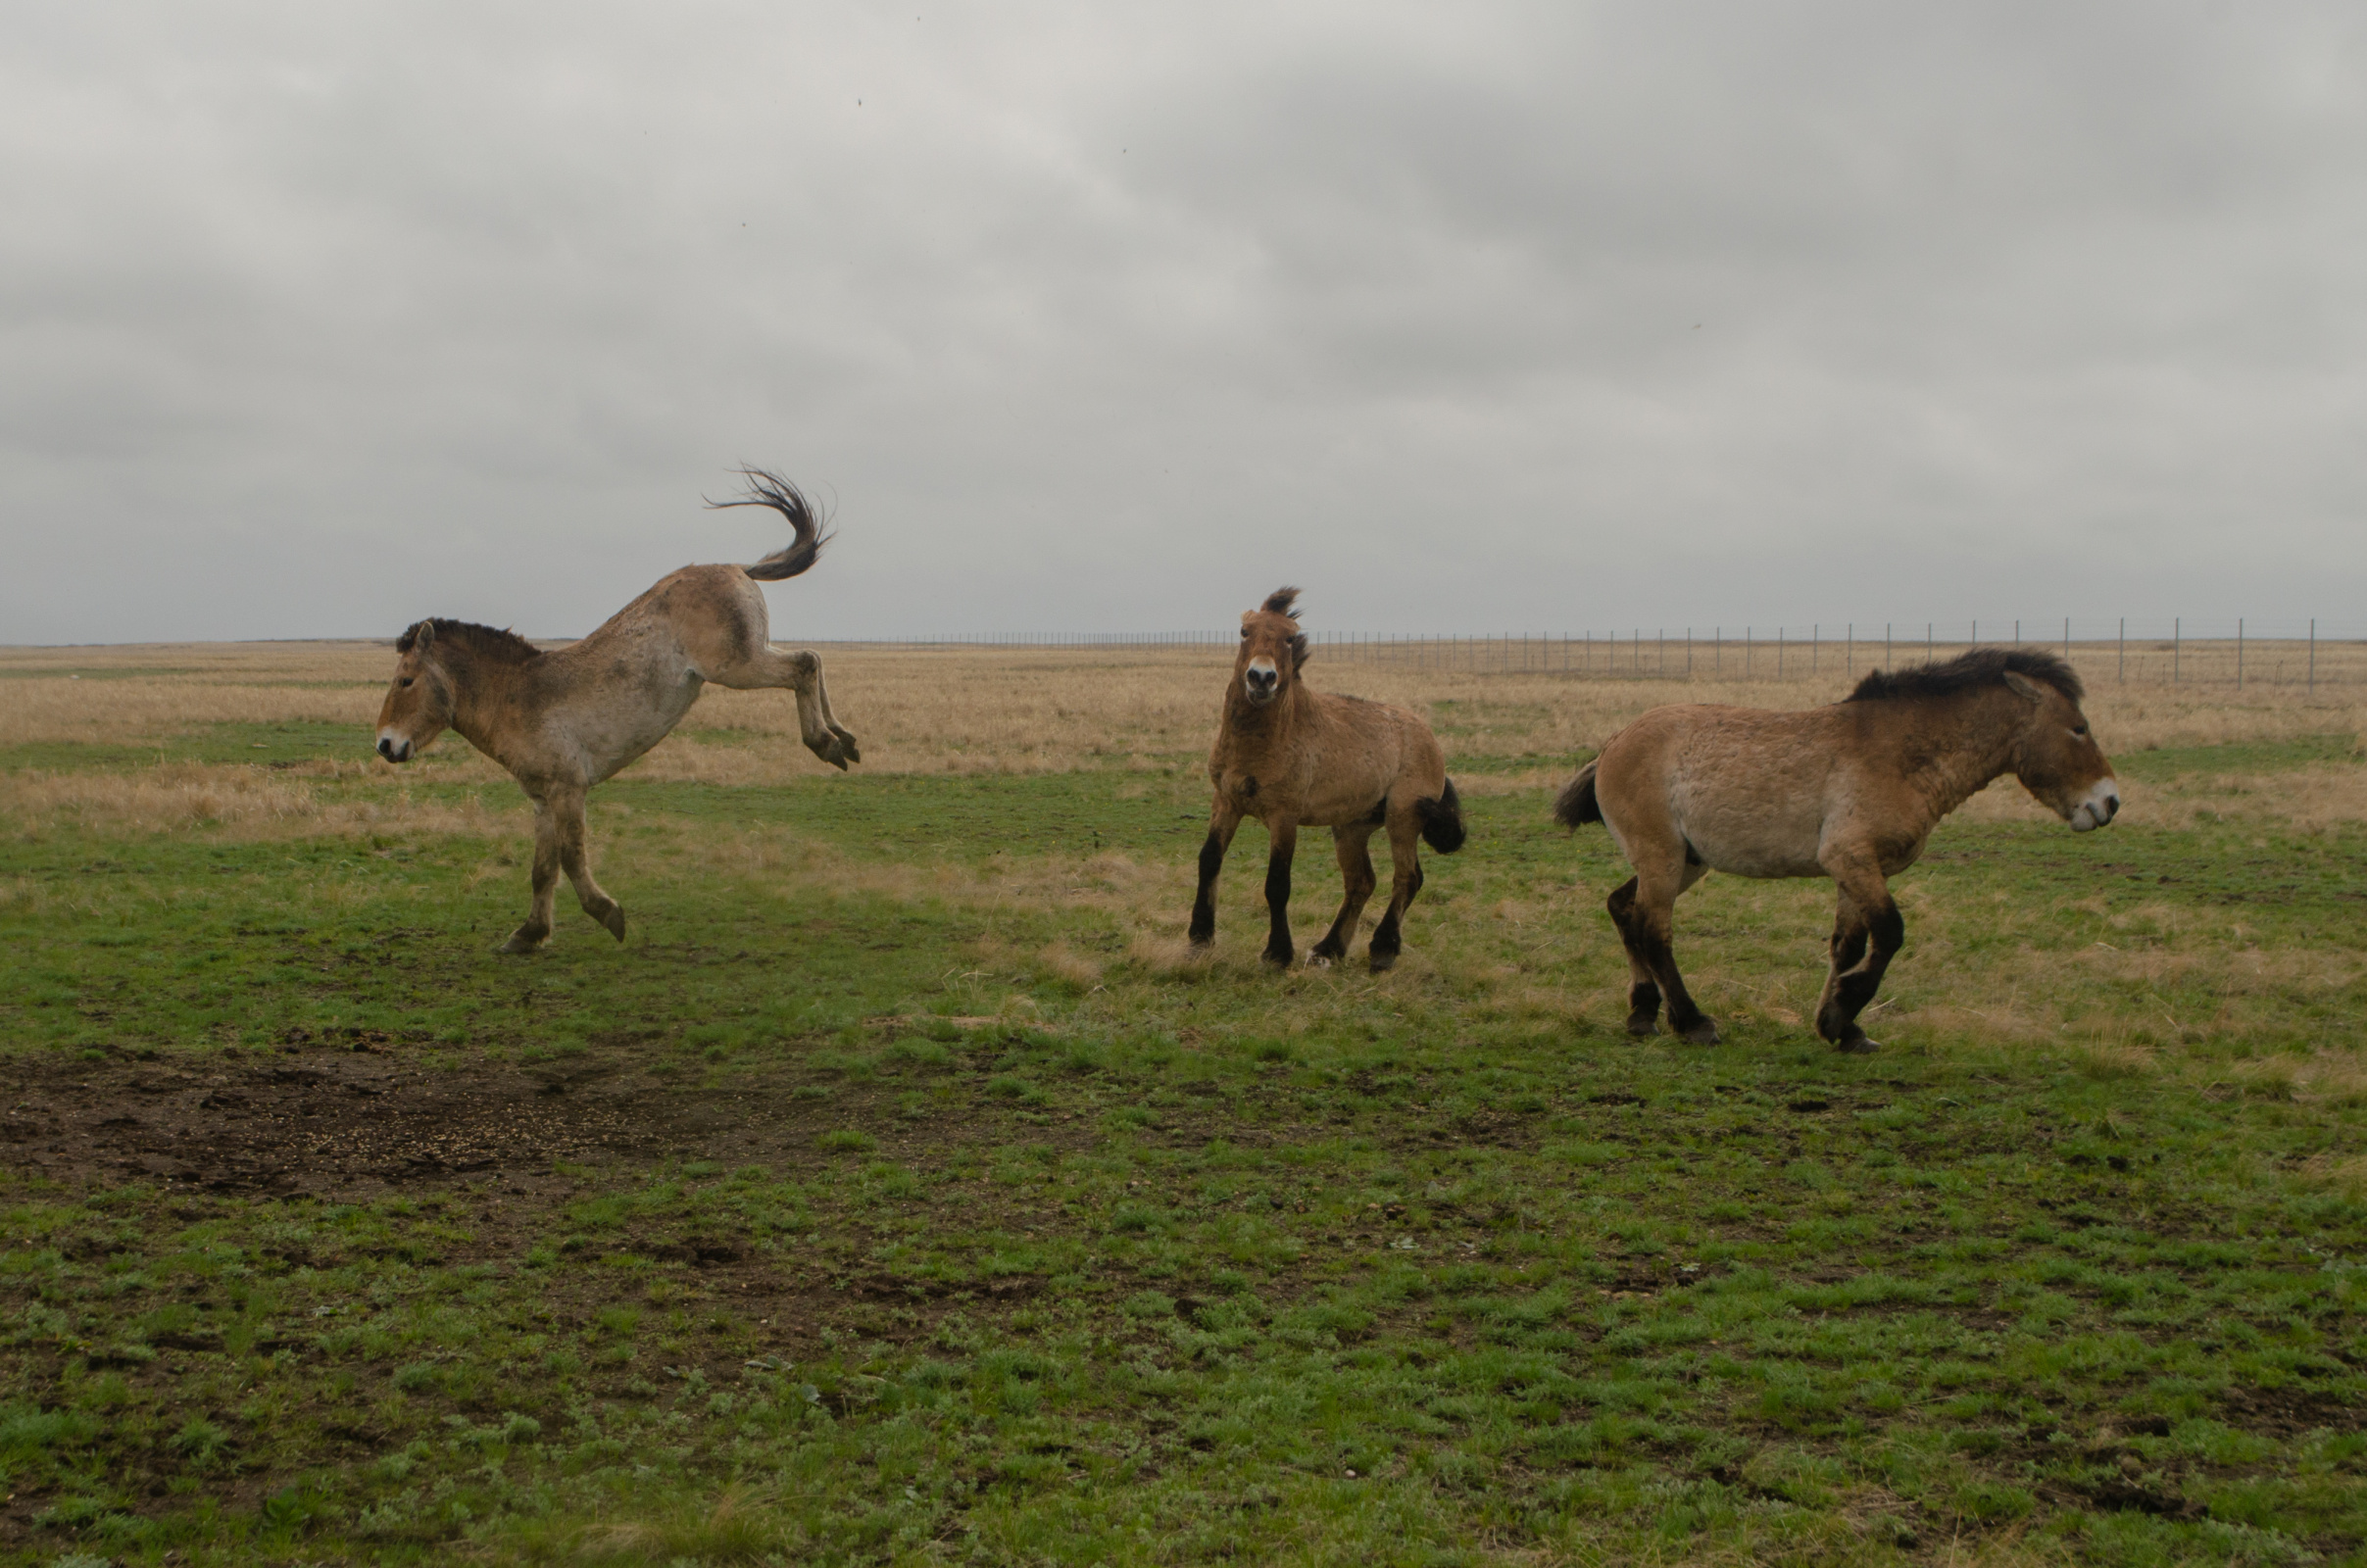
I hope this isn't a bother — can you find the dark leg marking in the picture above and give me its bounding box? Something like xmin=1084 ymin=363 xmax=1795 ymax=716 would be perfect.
xmin=1188 ymin=830 xmax=1225 ymax=946
xmin=1261 ymin=843 xmax=1294 ymax=966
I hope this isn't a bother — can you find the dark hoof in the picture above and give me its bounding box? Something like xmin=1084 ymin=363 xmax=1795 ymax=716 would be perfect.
xmin=810 ymin=735 xmax=854 ymax=770
xmin=1367 ymin=951 xmax=1398 ymax=974
xmin=1625 ymin=1013 xmax=1660 ymax=1038
xmin=499 ymin=925 xmax=549 ymax=955
xmin=1835 ymin=1031 xmax=1879 ymax=1054
xmin=1676 ymin=1018 xmax=1721 ymax=1045
xmin=835 ymin=728 xmax=862 ymax=764
xmin=596 ymin=905 xmax=626 ymax=943
xmin=1261 ymin=949 xmax=1294 ymax=969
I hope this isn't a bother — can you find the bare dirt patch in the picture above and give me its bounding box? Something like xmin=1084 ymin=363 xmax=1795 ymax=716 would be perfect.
xmin=2 ymin=1044 xmax=926 ymax=1201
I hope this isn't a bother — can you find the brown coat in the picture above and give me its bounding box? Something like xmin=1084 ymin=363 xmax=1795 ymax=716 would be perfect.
xmin=1555 ymin=648 xmax=2119 ymax=1051
xmin=1189 ymin=589 xmax=1464 ymax=970
xmin=373 ymin=470 xmax=858 ymax=952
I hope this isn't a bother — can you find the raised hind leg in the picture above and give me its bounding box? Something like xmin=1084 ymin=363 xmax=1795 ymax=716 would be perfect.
xmin=1813 ymin=854 xmax=1901 ymax=1054
xmin=550 ymin=786 xmax=626 ymax=943
xmin=1187 ymin=802 xmax=1244 ymax=949
xmin=1309 ymin=824 xmax=1379 ymax=966
xmin=709 ymin=647 xmax=859 ymax=770
xmin=1605 ymin=856 xmax=1716 ymax=1043
xmin=1366 ymin=809 xmax=1427 ymax=973
xmin=501 ymin=794 xmax=564 ymax=954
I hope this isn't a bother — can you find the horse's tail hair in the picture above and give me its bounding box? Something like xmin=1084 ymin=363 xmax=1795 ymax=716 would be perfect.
xmin=709 ymin=466 xmax=832 ymax=580
xmin=1553 ymin=760 xmax=1603 ymax=829
xmin=1417 ymin=778 xmax=1466 ymax=854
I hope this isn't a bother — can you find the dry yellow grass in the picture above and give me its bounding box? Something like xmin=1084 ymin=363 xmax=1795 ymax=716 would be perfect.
xmin=4 ymin=635 xmax=2360 ymax=772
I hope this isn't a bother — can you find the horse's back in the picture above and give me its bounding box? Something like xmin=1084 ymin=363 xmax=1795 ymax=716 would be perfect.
xmin=1597 ymin=704 xmax=1849 ymax=879
xmin=1299 ymin=691 xmax=1447 ymax=823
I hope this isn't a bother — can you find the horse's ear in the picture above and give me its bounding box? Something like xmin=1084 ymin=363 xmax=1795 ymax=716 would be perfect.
xmin=2002 ymin=669 xmax=2043 ymax=704
xmin=415 ymin=619 xmax=436 ymax=649
xmin=1291 ymin=632 xmax=1310 ymax=669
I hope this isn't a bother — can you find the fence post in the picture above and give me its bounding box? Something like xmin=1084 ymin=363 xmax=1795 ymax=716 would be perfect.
xmin=1778 ymin=625 xmax=1785 ymax=679
xmin=2174 ymin=617 xmax=2180 ymax=685
xmin=1746 ymin=626 xmax=1752 ymax=679
xmin=2062 ymin=616 xmax=2069 ymax=660
xmin=1927 ymin=623 xmax=1933 ymax=661
xmin=1886 ymin=622 xmax=1892 ymax=668
xmin=2119 ymin=617 xmax=2125 ymax=682
xmin=1847 ymin=622 xmax=1853 ymax=674
xmin=2308 ymin=618 xmax=2316 ymax=696
xmin=2237 ymin=617 xmax=2244 ymax=691
xmin=1812 ymin=623 xmax=1818 ymax=676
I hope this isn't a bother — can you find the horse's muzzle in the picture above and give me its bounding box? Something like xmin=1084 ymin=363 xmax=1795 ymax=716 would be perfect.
xmin=1244 ymin=662 xmax=1280 ymax=705
xmin=2068 ymin=778 xmax=2121 ymax=832
xmin=376 ymin=734 xmax=413 ymax=763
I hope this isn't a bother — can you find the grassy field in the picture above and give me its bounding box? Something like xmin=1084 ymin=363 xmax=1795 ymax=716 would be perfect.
xmin=2 ymin=639 xmax=2364 ymax=1566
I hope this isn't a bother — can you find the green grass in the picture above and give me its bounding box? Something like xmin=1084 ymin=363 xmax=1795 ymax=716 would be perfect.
xmin=2 ymin=723 xmax=2364 ymax=1564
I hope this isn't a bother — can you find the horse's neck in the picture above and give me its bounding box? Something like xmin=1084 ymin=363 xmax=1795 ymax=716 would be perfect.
xmin=444 ymin=656 xmax=531 ymax=764
xmin=1222 ymin=686 xmax=1312 ymax=756
xmin=1919 ymin=691 xmax=2024 ymax=815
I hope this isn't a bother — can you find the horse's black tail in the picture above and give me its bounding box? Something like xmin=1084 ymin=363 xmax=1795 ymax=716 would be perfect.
xmin=1418 ymin=778 xmax=1466 ymax=854
xmin=1553 ymin=760 xmax=1603 ymax=829
xmin=709 ymin=466 xmax=831 ymax=581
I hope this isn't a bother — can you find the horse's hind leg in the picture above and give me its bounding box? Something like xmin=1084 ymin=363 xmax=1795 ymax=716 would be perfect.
xmin=1310 ymin=825 xmax=1378 ymax=966
xmin=501 ymin=796 xmax=564 ymax=954
xmin=709 ymin=648 xmax=858 ymax=769
xmin=1814 ymin=858 xmax=1901 ymax=1053
xmin=1367 ymin=811 xmax=1426 ymax=973
xmin=551 ymin=787 xmax=626 ymax=943
xmin=1607 ymin=860 xmax=1717 ymax=1044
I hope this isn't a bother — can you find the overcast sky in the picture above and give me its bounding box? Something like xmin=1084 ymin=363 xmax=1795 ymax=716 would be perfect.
xmin=3 ymin=2 xmax=2362 ymax=645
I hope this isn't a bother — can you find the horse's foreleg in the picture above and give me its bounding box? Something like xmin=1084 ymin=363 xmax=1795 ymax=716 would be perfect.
xmin=1610 ymin=863 xmax=1718 ymax=1044
xmin=1261 ymin=818 xmax=1299 ymax=967
xmin=1367 ymin=814 xmax=1426 ymax=973
xmin=502 ymin=798 xmax=563 ymax=954
xmin=551 ymin=788 xmax=626 ymax=943
xmin=1187 ymin=805 xmax=1242 ymax=949
xmin=1310 ymin=826 xmax=1378 ymax=966
xmin=1814 ymin=859 xmax=1900 ymax=1053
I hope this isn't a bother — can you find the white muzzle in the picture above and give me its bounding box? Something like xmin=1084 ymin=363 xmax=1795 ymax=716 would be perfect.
xmin=1243 ymin=657 xmax=1279 ymax=705
xmin=376 ymin=729 xmax=414 ymax=763
xmin=2068 ymin=777 xmax=2120 ymax=832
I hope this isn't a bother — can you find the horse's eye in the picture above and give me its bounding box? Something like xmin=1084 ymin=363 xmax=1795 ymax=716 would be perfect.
xmin=2071 ymin=724 xmax=2087 ymax=736
xmin=400 ymin=677 xmax=414 ymax=688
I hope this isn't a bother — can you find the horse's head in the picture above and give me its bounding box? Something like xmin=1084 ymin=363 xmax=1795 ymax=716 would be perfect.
xmin=375 ymin=619 xmax=454 ymax=763
xmin=1236 ymin=587 xmax=1309 ymax=709
xmin=2003 ymin=669 xmax=2120 ymax=831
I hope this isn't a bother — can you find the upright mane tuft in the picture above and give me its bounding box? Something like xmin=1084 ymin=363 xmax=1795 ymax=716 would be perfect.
xmin=398 ymin=618 xmax=543 ymax=665
xmin=1261 ymin=587 xmax=1302 ymax=618
xmin=1847 ymin=646 xmax=2083 ymax=705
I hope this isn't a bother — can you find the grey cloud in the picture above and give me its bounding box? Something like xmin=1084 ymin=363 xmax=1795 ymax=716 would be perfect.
xmin=2 ymin=1 xmax=2362 ymax=645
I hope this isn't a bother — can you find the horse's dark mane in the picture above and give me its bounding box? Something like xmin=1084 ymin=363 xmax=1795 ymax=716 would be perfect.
xmin=1847 ymin=646 xmax=2083 ymax=705
xmin=398 ymin=618 xmax=542 ymax=665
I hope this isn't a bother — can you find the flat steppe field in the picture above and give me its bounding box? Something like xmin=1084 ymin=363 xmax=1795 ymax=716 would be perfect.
xmin=1 ymin=639 xmax=2364 ymax=1567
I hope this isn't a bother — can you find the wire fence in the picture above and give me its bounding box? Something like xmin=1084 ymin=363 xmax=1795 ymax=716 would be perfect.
xmin=839 ymin=619 xmax=2362 ymax=692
